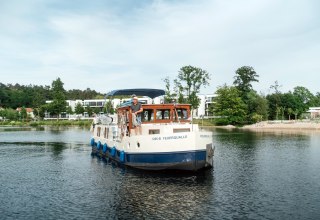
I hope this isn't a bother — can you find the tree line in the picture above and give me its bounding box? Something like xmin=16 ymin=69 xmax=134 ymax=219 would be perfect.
xmin=213 ymin=66 xmax=320 ymax=125
xmin=0 ymin=81 xmax=103 ymax=109
xmin=0 ymin=78 xmax=104 ymax=120
xmin=163 ymin=65 xmax=320 ymax=125
xmin=1 ymin=66 xmax=320 ymax=124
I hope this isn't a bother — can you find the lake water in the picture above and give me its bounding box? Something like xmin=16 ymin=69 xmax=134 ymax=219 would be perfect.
xmin=1 ymin=126 xmax=320 ymax=220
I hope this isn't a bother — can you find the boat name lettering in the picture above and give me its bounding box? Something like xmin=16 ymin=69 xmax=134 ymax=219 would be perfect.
xmin=152 ymin=135 xmax=187 ymax=141
xmin=200 ymin=135 xmax=211 ymax=138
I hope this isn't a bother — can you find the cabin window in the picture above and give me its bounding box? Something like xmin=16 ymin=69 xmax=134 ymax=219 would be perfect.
xmin=149 ymin=129 xmax=160 ymax=134
xmin=173 ymin=128 xmax=190 ymax=133
xmin=175 ymin=108 xmax=188 ymax=120
xmin=104 ymin=127 xmax=107 ymax=138
xmin=97 ymin=127 xmax=101 ymax=137
xmin=142 ymin=109 xmax=154 ymax=122
xmin=156 ymin=109 xmax=171 ymax=120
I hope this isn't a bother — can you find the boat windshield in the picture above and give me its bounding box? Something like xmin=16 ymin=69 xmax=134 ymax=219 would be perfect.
xmin=117 ymin=103 xmax=191 ymax=135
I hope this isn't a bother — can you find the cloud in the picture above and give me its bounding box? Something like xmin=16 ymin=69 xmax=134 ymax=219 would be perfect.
xmin=0 ymin=0 xmax=319 ymax=94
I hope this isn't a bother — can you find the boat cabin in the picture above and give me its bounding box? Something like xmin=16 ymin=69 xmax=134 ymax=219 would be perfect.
xmin=117 ymin=103 xmax=191 ymax=136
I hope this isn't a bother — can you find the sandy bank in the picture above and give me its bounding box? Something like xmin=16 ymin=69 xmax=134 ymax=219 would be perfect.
xmin=242 ymin=121 xmax=320 ymax=130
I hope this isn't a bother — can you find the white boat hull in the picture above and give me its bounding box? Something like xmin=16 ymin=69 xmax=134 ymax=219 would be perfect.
xmin=90 ymin=123 xmax=214 ymax=171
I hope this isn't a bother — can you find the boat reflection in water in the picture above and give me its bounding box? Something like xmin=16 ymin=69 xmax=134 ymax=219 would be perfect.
xmin=114 ymin=167 xmax=214 ymax=219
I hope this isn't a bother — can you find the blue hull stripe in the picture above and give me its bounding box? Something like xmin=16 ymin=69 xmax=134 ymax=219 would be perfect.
xmin=126 ymin=150 xmax=206 ymax=163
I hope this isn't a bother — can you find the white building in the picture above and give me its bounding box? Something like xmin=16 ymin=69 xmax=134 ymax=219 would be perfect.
xmin=194 ymin=94 xmax=217 ymax=119
xmin=307 ymin=107 xmax=320 ymax=119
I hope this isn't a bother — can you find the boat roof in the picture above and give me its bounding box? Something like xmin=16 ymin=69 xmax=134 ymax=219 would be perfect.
xmin=106 ymin=88 xmax=165 ymax=99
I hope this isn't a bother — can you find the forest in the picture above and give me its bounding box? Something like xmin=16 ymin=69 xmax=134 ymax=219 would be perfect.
xmin=212 ymin=66 xmax=320 ymax=125
xmin=0 ymin=82 xmax=103 ymax=109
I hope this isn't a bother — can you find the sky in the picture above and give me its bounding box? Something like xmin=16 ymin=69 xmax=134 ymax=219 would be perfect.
xmin=1 ymin=0 xmax=319 ymax=95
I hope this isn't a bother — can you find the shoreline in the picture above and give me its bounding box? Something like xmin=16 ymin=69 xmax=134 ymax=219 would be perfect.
xmin=0 ymin=120 xmax=92 ymax=127
xmin=2 ymin=120 xmax=320 ymax=132
xmin=199 ymin=121 xmax=320 ymax=134
xmin=242 ymin=121 xmax=320 ymax=131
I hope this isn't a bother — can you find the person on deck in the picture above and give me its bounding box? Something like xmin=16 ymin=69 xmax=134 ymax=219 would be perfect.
xmin=130 ymin=95 xmax=143 ymax=135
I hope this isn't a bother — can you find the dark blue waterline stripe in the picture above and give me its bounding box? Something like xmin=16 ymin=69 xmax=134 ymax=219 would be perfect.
xmin=125 ymin=150 xmax=206 ymax=163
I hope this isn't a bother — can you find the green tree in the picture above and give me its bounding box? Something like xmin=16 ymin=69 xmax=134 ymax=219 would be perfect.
xmin=270 ymin=81 xmax=282 ymax=94
xmin=20 ymin=107 xmax=27 ymax=121
xmin=85 ymin=105 xmax=93 ymax=117
xmin=246 ymin=91 xmax=268 ymax=123
xmin=173 ymin=79 xmax=185 ymax=104
xmin=48 ymin=78 xmax=67 ymax=119
xmin=213 ymin=85 xmax=247 ymax=125
xmin=315 ymin=92 xmax=320 ymax=106
xmin=66 ymin=106 xmax=73 ymax=115
xmin=0 ymin=84 xmax=9 ymax=107
xmin=93 ymin=107 xmax=100 ymax=114
xmin=104 ymin=100 xmax=114 ymax=114
xmin=174 ymin=65 xmax=210 ymax=109
xmin=276 ymin=106 xmax=281 ymax=120
xmin=266 ymin=81 xmax=284 ymax=120
xmin=280 ymin=106 xmax=285 ymax=121
xmin=74 ymin=102 xmax=84 ymax=115
xmin=2 ymin=108 xmax=19 ymax=120
xmin=162 ymin=77 xmax=176 ymax=103
xmin=293 ymin=109 xmax=299 ymax=120
xmin=293 ymin=86 xmax=316 ymax=111
xmin=233 ymin=66 xmax=259 ymax=97
xmin=287 ymin=108 xmax=293 ymax=120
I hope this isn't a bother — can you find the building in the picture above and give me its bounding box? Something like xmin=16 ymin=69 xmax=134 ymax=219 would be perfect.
xmin=16 ymin=107 xmax=35 ymax=119
xmin=194 ymin=94 xmax=217 ymax=118
xmin=307 ymin=107 xmax=320 ymax=119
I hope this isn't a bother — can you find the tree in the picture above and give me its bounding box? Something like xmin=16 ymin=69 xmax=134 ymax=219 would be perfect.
xmin=270 ymin=81 xmax=282 ymax=94
xmin=0 ymin=108 xmax=19 ymax=120
xmin=85 ymin=105 xmax=93 ymax=117
xmin=66 ymin=106 xmax=73 ymax=115
xmin=233 ymin=66 xmax=259 ymax=97
xmin=266 ymin=83 xmax=284 ymax=120
xmin=104 ymin=99 xmax=114 ymax=114
xmin=162 ymin=77 xmax=176 ymax=103
xmin=287 ymin=108 xmax=293 ymax=120
xmin=245 ymin=91 xmax=268 ymax=123
xmin=293 ymin=109 xmax=299 ymax=120
xmin=93 ymin=107 xmax=100 ymax=114
xmin=213 ymin=85 xmax=247 ymax=125
xmin=174 ymin=65 xmax=210 ymax=109
xmin=316 ymin=92 xmax=320 ymax=105
xmin=276 ymin=106 xmax=281 ymax=120
xmin=279 ymin=106 xmax=285 ymax=121
xmin=293 ymin=86 xmax=316 ymax=111
xmin=74 ymin=102 xmax=84 ymax=115
xmin=0 ymin=85 xmax=9 ymax=107
xmin=48 ymin=78 xmax=67 ymax=119
xmin=173 ymin=78 xmax=185 ymax=104
xmin=51 ymin=77 xmax=66 ymax=96
xmin=20 ymin=107 xmax=27 ymax=121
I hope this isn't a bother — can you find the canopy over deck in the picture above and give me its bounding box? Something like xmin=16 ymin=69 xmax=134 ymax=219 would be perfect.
xmin=106 ymin=88 xmax=165 ymax=99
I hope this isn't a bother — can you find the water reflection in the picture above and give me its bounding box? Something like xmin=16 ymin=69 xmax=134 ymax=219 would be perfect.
xmin=50 ymin=142 xmax=67 ymax=157
xmin=114 ymin=169 xmax=214 ymax=219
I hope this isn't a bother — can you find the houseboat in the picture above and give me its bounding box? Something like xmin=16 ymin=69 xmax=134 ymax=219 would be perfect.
xmin=90 ymin=89 xmax=214 ymax=171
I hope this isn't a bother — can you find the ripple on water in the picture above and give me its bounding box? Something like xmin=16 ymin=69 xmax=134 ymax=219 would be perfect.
xmin=1 ymin=127 xmax=320 ymax=219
